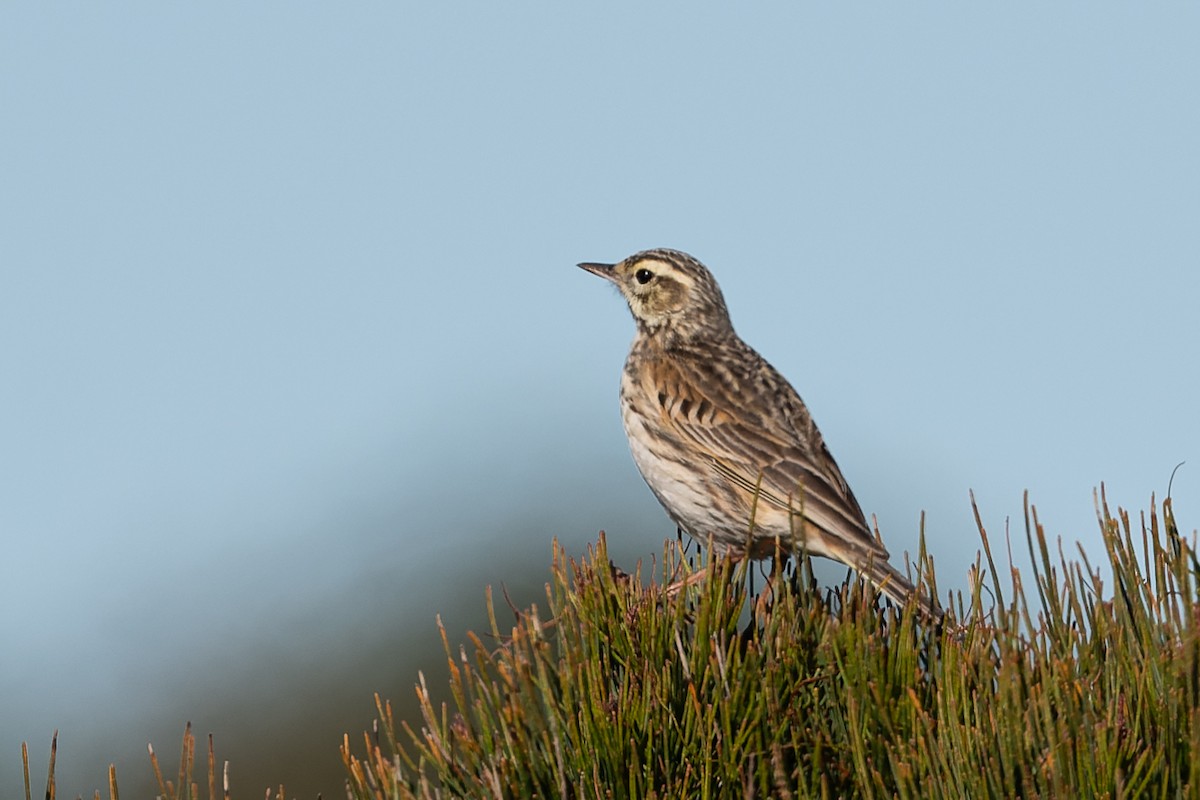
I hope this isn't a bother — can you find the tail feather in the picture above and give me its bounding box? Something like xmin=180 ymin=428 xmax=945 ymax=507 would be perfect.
xmin=856 ymin=556 xmax=943 ymax=623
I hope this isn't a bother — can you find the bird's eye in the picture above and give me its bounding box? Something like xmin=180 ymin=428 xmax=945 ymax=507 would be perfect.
xmin=635 ymin=268 xmax=654 ymax=285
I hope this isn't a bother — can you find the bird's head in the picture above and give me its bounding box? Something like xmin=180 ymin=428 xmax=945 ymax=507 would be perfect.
xmin=578 ymin=248 xmax=733 ymax=342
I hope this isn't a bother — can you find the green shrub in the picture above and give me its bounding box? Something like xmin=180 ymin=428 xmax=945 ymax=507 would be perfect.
xmin=22 ymin=491 xmax=1196 ymax=799
xmin=343 ymin=492 xmax=1197 ymax=799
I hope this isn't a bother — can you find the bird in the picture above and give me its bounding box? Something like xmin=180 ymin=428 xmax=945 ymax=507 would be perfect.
xmin=578 ymin=247 xmax=938 ymax=618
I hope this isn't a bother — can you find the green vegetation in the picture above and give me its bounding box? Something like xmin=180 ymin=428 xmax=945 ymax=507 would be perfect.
xmin=21 ymin=492 xmax=1200 ymax=798
xmin=21 ymin=723 xmax=254 ymax=800
xmin=343 ymin=492 xmax=1196 ymax=798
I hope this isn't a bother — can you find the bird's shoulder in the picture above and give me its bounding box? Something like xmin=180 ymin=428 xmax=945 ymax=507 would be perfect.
xmin=627 ymin=331 xmax=866 ymax=532
xmin=626 ymin=333 xmax=820 ymax=446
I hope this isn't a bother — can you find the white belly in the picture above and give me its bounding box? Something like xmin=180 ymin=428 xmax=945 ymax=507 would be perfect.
xmin=621 ymin=404 xmax=720 ymax=534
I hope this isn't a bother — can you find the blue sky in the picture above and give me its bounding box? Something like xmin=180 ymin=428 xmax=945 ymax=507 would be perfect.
xmin=2 ymin=4 xmax=1197 ymax=797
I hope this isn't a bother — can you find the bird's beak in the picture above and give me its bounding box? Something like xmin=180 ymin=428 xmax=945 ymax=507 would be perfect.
xmin=578 ymin=262 xmax=618 ymax=282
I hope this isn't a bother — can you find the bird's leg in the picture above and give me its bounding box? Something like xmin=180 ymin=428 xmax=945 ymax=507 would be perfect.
xmin=678 ymin=525 xmax=708 ymax=571
xmin=752 ymin=553 xmax=783 ymax=620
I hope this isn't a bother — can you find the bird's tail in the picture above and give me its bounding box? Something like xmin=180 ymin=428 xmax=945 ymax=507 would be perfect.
xmin=855 ymin=555 xmax=943 ymax=624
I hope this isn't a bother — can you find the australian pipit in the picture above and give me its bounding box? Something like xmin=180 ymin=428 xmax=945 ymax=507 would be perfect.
xmin=580 ymin=248 xmax=938 ymax=618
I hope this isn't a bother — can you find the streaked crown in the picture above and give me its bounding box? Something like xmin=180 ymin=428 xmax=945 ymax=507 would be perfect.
xmin=578 ymin=248 xmax=733 ymax=341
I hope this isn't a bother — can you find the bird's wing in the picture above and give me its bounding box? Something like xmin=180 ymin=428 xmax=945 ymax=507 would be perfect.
xmin=643 ymin=350 xmax=885 ymax=559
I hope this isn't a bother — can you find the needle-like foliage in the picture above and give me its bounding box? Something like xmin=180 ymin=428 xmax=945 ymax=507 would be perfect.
xmin=343 ymin=492 xmax=1199 ymax=799
xmin=20 ymin=491 xmax=1198 ymax=799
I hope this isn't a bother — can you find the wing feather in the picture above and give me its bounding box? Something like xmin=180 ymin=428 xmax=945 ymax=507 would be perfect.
xmin=645 ymin=346 xmax=886 ymax=560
